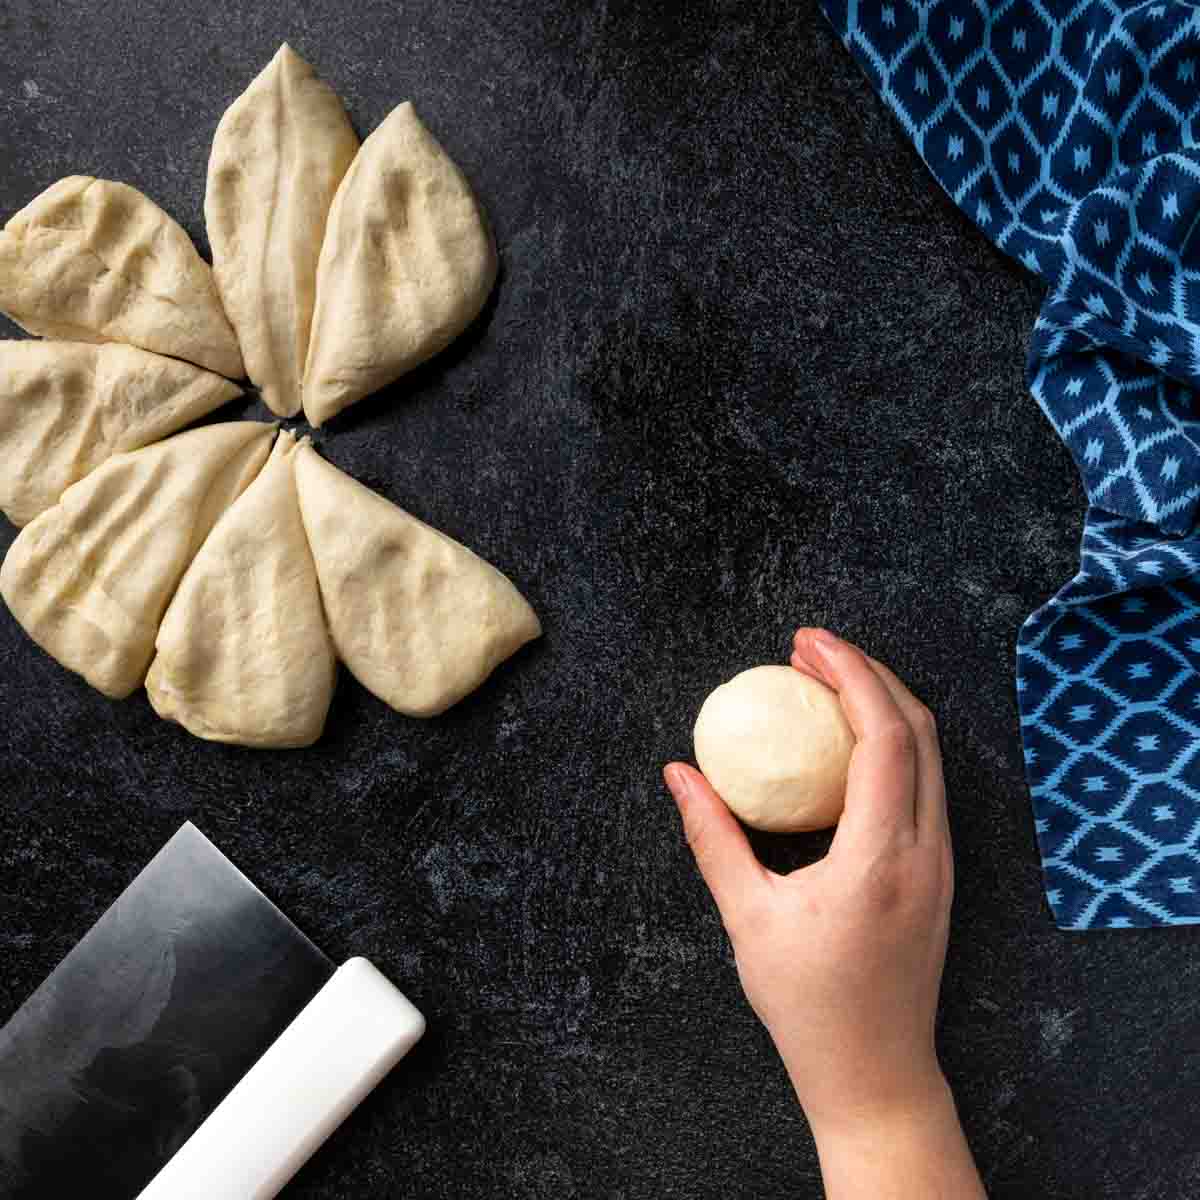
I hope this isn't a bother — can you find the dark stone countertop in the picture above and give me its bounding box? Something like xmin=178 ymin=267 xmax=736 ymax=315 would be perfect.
xmin=1 ymin=3 xmax=1197 ymax=1197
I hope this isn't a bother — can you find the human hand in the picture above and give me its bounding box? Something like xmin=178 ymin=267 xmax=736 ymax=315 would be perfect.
xmin=665 ymin=629 xmax=964 ymax=1164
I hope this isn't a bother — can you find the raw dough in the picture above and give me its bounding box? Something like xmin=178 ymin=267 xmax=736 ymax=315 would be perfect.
xmin=0 ymin=340 xmax=241 ymax=526
xmin=206 ymin=43 xmax=359 ymax=417
xmin=0 ymin=422 xmax=274 ymax=698
xmin=0 ymin=177 xmax=244 ymax=378
xmin=302 ymin=102 xmax=497 ymax=427
xmin=293 ymin=442 xmax=540 ymax=716
xmin=693 ymin=665 xmax=855 ymax=832
xmin=146 ymin=431 xmax=337 ymax=747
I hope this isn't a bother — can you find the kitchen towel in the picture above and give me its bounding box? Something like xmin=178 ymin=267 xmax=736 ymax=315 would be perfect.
xmin=821 ymin=0 xmax=1200 ymax=927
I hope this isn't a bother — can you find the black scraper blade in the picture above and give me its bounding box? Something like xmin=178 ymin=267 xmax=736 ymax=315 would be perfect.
xmin=0 ymin=822 xmax=334 ymax=1198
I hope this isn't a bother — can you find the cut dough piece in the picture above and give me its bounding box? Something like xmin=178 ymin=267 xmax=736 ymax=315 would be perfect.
xmin=146 ymin=431 xmax=337 ymax=748
xmin=206 ymin=43 xmax=359 ymax=418
xmin=0 ymin=422 xmax=274 ymax=698
xmin=0 ymin=177 xmax=244 ymax=378
xmin=693 ymin=666 xmax=855 ymax=832
xmin=293 ymin=443 xmax=539 ymax=716
xmin=303 ymin=102 xmax=497 ymax=426
xmin=0 ymin=340 xmax=241 ymax=527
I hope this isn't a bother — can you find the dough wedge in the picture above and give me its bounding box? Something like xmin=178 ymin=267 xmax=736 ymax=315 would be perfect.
xmin=293 ymin=442 xmax=539 ymax=716
xmin=303 ymin=103 xmax=497 ymax=426
xmin=0 ymin=176 xmax=244 ymax=378
xmin=146 ymin=431 xmax=337 ymax=748
xmin=0 ymin=340 xmax=241 ymax=527
xmin=206 ymin=43 xmax=358 ymax=417
xmin=0 ymin=422 xmax=274 ymax=698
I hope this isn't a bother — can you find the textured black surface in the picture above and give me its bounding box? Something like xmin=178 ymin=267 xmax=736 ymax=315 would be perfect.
xmin=0 ymin=824 xmax=333 ymax=1197
xmin=0 ymin=3 xmax=1197 ymax=1198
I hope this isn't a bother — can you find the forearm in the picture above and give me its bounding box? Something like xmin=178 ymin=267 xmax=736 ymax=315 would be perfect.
xmin=810 ymin=1077 xmax=986 ymax=1200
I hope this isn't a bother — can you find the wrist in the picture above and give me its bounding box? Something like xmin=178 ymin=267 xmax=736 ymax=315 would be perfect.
xmin=803 ymin=1065 xmax=955 ymax=1151
xmin=807 ymin=1073 xmax=984 ymax=1200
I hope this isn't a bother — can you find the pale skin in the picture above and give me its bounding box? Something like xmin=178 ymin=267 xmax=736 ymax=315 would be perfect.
xmin=663 ymin=628 xmax=987 ymax=1200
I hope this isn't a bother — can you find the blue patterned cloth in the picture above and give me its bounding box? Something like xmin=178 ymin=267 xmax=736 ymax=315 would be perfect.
xmin=821 ymin=0 xmax=1200 ymax=927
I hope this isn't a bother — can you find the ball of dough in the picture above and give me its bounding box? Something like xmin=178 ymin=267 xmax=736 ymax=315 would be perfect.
xmin=693 ymin=665 xmax=855 ymax=832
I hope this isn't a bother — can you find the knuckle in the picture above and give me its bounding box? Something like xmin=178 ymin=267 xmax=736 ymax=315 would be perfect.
xmin=683 ymin=813 xmax=726 ymax=881
xmin=860 ymin=855 xmax=904 ymax=911
xmin=877 ymin=719 xmax=918 ymax=762
xmin=939 ymin=845 xmax=956 ymax=903
xmin=683 ymin=814 xmax=712 ymax=862
xmin=913 ymin=702 xmax=938 ymax=740
xmin=856 ymin=845 xmax=950 ymax=917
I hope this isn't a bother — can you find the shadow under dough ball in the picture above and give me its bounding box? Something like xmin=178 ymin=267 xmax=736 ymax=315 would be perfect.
xmin=693 ymin=665 xmax=855 ymax=832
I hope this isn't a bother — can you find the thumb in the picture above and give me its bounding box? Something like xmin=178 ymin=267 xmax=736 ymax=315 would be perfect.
xmin=664 ymin=762 xmax=768 ymax=930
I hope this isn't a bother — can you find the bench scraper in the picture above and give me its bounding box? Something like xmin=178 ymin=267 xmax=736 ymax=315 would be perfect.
xmin=0 ymin=821 xmax=424 ymax=1199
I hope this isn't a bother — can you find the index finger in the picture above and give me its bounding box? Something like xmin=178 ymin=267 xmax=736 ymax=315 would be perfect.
xmin=792 ymin=628 xmax=919 ymax=849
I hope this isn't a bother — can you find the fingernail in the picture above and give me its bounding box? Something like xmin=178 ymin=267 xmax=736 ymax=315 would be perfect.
xmin=663 ymin=764 xmax=691 ymax=808
xmin=812 ymin=629 xmax=840 ymax=657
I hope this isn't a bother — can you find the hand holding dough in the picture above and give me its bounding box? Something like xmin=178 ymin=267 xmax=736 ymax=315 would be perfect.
xmin=147 ymin=431 xmax=337 ymax=747
xmin=294 ymin=443 xmax=540 ymax=716
xmin=693 ymin=665 xmax=855 ymax=832
xmin=0 ymin=422 xmax=274 ymax=697
xmin=0 ymin=340 xmax=241 ymax=527
xmin=206 ymin=43 xmax=358 ymax=417
xmin=0 ymin=177 xmax=244 ymax=378
xmin=303 ymin=103 xmax=497 ymax=426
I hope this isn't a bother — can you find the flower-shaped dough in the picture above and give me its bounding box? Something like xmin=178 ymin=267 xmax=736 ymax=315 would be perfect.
xmin=0 ymin=340 xmax=240 ymax=527
xmin=0 ymin=43 xmax=535 ymax=747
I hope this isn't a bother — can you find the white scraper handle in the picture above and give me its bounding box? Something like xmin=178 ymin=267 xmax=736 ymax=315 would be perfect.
xmin=137 ymin=957 xmax=426 ymax=1200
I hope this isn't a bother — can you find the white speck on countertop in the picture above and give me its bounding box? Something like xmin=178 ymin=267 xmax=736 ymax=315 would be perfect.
xmin=1037 ymin=1005 xmax=1078 ymax=1059
xmin=21 ymin=80 xmax=40 ymax=100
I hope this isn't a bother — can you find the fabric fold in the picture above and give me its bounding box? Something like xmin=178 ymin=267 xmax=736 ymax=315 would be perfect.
xmin=822 ymin=0 xmax=1200 ymax=925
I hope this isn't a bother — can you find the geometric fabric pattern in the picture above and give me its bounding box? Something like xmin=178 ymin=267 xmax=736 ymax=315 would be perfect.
xmin=821 ymin=0 xmax=1200 ymax=925
xmin=1019 ymin=512 xmax=1200 ymax=926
